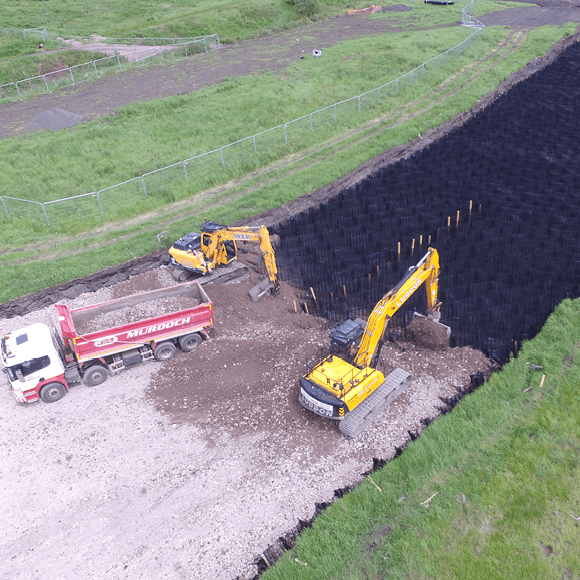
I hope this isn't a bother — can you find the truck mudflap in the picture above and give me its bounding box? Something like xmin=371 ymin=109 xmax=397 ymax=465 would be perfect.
xmin=339 ymin=368 xmax=412 ymax=438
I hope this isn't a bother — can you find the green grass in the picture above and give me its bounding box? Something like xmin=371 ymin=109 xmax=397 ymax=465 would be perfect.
xmin=0 ymin=23 xmax=577 ymax=303
xmin=261 ymin=297 xmax=580 ymax=580
xmin=1 ymin=0 xmax=356 ymax=43
xmin=0 ymin=26 xmax=502 ymax=235
xmin=0 ymin=48 xmax=110 ymax=85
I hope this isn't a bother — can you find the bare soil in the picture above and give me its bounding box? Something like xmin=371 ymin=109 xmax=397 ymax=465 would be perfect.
xmin=0 ymin=259 xmax=490 ymax=580
xmin=2 ymin=5 xmax=580 ymax=580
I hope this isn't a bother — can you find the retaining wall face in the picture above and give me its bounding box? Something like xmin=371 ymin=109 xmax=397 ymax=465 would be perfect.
xmin=273 ymin=42 xmax=580 ymax=364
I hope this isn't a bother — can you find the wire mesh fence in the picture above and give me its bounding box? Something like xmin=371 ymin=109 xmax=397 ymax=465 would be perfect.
xmin=0 ymin=34 xmax=220 ymax=102
xmin=0 ymin=23 xmax=484 ymax=231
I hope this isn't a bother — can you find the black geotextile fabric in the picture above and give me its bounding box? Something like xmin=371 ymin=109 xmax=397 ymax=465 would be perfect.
xmin=272 ymin=41 xmax=580 ymax=364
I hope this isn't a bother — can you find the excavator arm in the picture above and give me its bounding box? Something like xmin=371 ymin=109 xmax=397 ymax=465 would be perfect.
xmin=354 ymin=248 xmax=440 ymax=368
xmin=210 ymin=226 xmax=279 ymax=291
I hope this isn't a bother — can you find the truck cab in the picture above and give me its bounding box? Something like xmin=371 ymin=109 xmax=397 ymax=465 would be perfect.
xmin=1 ymin=323 xmax=67 ymax=403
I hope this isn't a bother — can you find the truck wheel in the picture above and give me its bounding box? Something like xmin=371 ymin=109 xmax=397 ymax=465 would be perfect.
xmin=179 ymin=333 xmax=203 ymax=352
xmin=154 ymin=341 xmax=176 ymax=361
xmin=84 ymin=365 xmax=108 ymax=387
xmin=40 ymin=382 xmax=67 ymax=403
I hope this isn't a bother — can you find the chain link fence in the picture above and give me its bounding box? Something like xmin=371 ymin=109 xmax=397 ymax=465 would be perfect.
xmin=0 ymin=30 xmax=220 ymax=102
xmin=0 ymin=23 xmax=484 ymax=230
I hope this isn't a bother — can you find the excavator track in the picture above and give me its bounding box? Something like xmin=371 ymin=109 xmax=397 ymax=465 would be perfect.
xmin=172 ymin=261 xmax=249 ymax=285
xmin=339 ymin=368 xmax=412 ymax=438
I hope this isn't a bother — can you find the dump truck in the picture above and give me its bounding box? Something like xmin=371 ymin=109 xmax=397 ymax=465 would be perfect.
xmin=169 ymin=221 xmax=280 ymax=301
xmin=299 ymin=248 xmax=450 ymax=437
xmin=1 ymin=281 xmax=214 ymax=404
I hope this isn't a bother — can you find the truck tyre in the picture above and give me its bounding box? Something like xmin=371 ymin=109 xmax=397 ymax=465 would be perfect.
xmin=40 ymin=382 xmax=67 ymax=403
xmin=154 ymin=341 xmax=176 ymax=361
xmin=84 ymin=365 xmax=108 ymax=387
xmin=179 ymin=333 xmax=203 ymax=352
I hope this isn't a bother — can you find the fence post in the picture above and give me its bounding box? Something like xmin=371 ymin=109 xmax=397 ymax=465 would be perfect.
xmin=43 ymin=75 xmax=49 ymax=93
xmin=183 ymin=161 xmax=189 ymax=181
xmin=70 ymin=68 xmax=75 ymax=85
xmin=141 ymin=176 xmax=148 ymax=196
xmin=358 ymin=95 xmax=361 ymax=113
xmin=0 ymin=196 xmax=8 ymax=216
xmin=283 ymin=124 xmax=288 ymax=144
xmin=396 ymin=78 xmax=398 ymax=95
xmin=185 ymin=42 xmax=188 ymax=57
xmin=333 ymin=104 xmax=337 ymax=121
xmin=117 ymin=54 xmax=122 ymax=70
xmin=95 ymin=192 xmax=104 ymax=213
xmin=42 ymin=204 xmax=50 ymax=226
xmin=310 ymin=113 xmax=313 ymax=132
xmin=220 ymin=148 xmax=225 ymax=168
xmin=253 ymin=135 xmax=257 ymax=154
xmin=378 ymin=86 xmax=381 ymax=104
xmin=203 ymin=38 xmax=208 ymax=52
xmin=93 ymin=60 xmax=98 ymax=77
xmin=15 ymin=82 xmax=22 ymax=100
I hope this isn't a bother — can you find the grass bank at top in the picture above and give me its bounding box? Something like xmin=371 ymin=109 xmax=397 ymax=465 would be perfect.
xmin=262 ymin=296 xmax=580 ymax=580
xmin=0 ymin=26 xmax=497 ymax=232
xmin=1 ymin=0 xmax=352 ymax=44
xmin=0 ymin=0 xmax=526 ymax=48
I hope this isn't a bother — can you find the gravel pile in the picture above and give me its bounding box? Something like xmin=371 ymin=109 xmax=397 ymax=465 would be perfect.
xmin=27 ymin=108 xmax=83 ymax=131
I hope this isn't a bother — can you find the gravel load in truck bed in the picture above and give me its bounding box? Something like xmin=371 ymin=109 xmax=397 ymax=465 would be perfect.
xmin=74 ymin=295 xmax=201 ymax=335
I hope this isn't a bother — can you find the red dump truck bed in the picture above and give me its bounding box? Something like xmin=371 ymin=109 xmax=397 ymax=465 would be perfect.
xmin=55 ymin=281 xmax=214 ymax=363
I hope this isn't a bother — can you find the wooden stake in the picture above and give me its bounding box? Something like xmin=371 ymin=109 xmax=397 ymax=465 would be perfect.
xmin=469 ymin=200 xmax=473 ymax=215
xmin=293 ymin=300 xmax=297 ymax=313
xmin=310 ymin=287 xmax=317 ymax=301
xmin=368 ymin=475 xmax=383 ymax=494
xmin=368 ymin=273 xmax=371 ymax=285
xmin=447 ymin=216 xmax=451 ymax=228
xmin=376 ymin=265 xmax=380 ymax=275
xmin=456 ymin=210 xmax=460 ymax=226
xmin=262 ymin=554 xmax=271 ymax=568
xmin=419 ymin=234 xmax=423 ymax=247
xmin=397 ymin=242 xmax=401 ymax=261
xmin=428 ymin=235 xmax=431 ymax=244
xmin=411 ymin=238 xmax=415 ymax=256
xmin=540 ymin=374 xmax=546 ymax=388
xmin=421 ymin=491 xmax=438 ymax=506
xmin=305 ymin=302 xmax=309 ymax=315
xmin=343 ymin=285 xmax=347 ymax=297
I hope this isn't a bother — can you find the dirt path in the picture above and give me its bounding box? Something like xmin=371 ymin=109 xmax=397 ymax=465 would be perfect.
xmin=2 ymin=5 xmax=579 ymax=140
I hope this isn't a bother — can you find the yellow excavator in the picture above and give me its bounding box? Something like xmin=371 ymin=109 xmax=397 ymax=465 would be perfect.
xmin=299 ymin=248 xmax=450 ymax=437
xmin=169 ymin=221 xmax=280 ymax=301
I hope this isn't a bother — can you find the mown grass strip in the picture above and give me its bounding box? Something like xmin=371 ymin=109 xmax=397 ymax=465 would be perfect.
xmin=261 ymin=297 xmax=580 ymax=580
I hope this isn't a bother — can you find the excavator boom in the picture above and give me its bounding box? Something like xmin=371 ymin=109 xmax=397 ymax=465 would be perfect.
xmin=299 ymin=247 xmax=448 ymax=438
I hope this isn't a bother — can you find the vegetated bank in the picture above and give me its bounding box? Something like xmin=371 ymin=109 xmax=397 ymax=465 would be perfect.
xmin=1 ymin=24 xmax=575 ymax=305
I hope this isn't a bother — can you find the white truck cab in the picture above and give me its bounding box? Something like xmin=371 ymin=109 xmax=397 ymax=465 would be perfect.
xmin=1 ymin=323 xmax=67 ymax=403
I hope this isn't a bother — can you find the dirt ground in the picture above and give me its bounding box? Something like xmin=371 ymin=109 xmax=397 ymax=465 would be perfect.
xmin=0 ymin=259 xmax=490 ymax=580
xmin=2 ymin=4 xmax=580 ymax=579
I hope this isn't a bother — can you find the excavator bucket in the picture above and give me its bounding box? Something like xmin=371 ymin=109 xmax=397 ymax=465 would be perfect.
xmin=249 ymin=278 xmax=274 ymax=301
xmin=410 ymin=312 xmax=452 ymax=348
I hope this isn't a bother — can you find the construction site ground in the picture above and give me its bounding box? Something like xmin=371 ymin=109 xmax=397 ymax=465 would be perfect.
xmin=1 ymin=3 xmax=579 ymax=579
xmin=0 ymin=260 xmax=490 ymax=580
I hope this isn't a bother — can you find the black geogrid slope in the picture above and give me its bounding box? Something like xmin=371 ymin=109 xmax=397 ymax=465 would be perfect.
xmin=272 ymin=41 xmax=580 ymax=364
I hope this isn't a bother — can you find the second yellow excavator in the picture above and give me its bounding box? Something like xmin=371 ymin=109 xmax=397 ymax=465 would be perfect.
xmin=169 ymin=221 xmax=280 ymax=301
xmin=299 ymin=248 xmax=450 ymax=437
